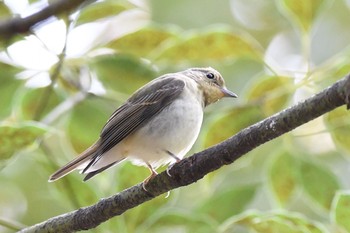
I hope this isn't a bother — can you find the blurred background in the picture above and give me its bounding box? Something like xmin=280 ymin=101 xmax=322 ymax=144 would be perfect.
xmin=1 ymin=0 xmax=350 ymax=232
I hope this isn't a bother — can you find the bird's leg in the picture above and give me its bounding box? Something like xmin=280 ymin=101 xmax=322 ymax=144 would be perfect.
xmin=142 ymin=162 xmax=158 ymax=192
xmin=165 ymin=150 xmax=181 ymax=177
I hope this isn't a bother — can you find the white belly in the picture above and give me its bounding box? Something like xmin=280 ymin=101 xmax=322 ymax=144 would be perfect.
xmin=127 ymin=94 xmax=203 ymax=168
xmin=86 ymin=80 xmax=204 ymax=172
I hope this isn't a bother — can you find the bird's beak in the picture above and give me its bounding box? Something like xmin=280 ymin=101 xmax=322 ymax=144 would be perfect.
xmin=221 ymin=87 xmax=238 ymax=98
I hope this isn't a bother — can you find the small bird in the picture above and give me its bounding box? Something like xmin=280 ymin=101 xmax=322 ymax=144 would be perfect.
xmin=49 ymin=67 xmax=237 ymax=189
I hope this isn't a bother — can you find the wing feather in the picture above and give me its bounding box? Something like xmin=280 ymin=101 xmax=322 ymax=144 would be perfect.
xmin=82 ymin=77 xmax=185 ymax=173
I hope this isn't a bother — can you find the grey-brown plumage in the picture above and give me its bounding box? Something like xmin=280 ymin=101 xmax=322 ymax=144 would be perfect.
xmin=49 ymin=67 xmax=237 ymax=184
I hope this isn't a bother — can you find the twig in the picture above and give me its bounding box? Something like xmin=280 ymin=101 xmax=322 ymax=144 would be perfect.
xmin=33 ymin=52 xmax=65 ymax=121
xmin=0 ymin=0 xmax=91 ymax=40
xmin=32 ymin=10 xmax=71 ymax=121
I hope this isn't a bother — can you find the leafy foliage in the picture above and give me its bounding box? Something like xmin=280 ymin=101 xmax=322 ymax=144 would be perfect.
xmin=268 ymin=151 xmax=298 ymax=206
xmin=278 ymin=0 xmax=332 ymax=32
xmin=325 ymin=107 xmax=350 ymax=155
xmin=107 ymin=26 xmax=178 ymax=58
xmin=75 ymin=1 xmax=129 ymax=26
xmin=0 ymin=0 xmax=350 ymax=232
xmin=299 ymin=160 xmax=340 ymax=210
xmin=0 ymin=122 xmax=47 ymax=162
xmin=221 ymin=211 xmax=327 ymax=233
xmin=332 ymin=191 xmax=350 ymax=232
xmin=156 ymin=30 xmax=263 ymax=62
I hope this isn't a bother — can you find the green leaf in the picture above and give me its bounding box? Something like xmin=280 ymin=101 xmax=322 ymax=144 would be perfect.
xmin=0 ymin=122 xmax=47 ymax=161
xmin=229 ymin=211 xmax=326 ymax=233
xmin=75 ymin=1 xmax=128 ymax=26
xmin=196 ymin=185 xmax=257 ymax=222
xmin=299 ymin=160 xmax=340 ymax=210
xmin=89 ymin=54 xmax=156 ymax=94
xmin=250 ymin=218 xmax=303 ymax=233
xmin=204 ymin=106 xmax=264 ymax=147
xmin=332 ymin=191 xmax=350 ymax=232
xmin=0 ymin=62 xmax=22 ymax=120
xmin=67 ymin=97 xmax=114 ymax=152
xmin=246 ymin=75 xmax=293 ymax=116
xmin=268 ymin=152 xmax=297 ymax=206
xmin=0 ymin=179 xmax=27 ymax=225
xmin=324 ymin=107 xmax=350 ymax=155
xmin=157 ymin=30 xmax=262 ymax=62
xmin=275 ymin=213 xmax=326 ymax=233
xmin=107 ymin=27 xmax=177 ymax=57
xmin=19 ymin=87 xmax=63 ymax=120
xmin=278 ymin=0 xmax=331 ymax=32
xmin=143 ymin=209 xmax=215 ymax=233
xmin=0 ymin=2 xmax=11 ymax=20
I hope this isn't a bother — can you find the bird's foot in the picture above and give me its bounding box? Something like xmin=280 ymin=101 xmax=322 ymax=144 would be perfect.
xmin=142 ymin=163 xmax=158 ymax=192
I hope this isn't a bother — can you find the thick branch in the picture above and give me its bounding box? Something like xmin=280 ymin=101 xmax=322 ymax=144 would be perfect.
xmin=20 ymin=75 xmax=350 ymax=233
xmin=0 ymin=0 xmax=90 ymax=39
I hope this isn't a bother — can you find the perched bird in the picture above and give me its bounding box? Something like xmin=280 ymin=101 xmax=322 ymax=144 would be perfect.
xmin=49 ymin=67 xmax=237 ymax=189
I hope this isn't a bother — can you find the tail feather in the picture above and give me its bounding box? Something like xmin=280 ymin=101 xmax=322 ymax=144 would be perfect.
xmin=83 ymin=158 xmax=125 ymax=181
xmin=48 ymin=140 xmax=100 ymax=182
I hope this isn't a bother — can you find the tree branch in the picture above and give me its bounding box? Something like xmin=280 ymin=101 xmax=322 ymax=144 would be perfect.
xmin=0 ymin=0 xmax=90 ymax=40
xmin=19 ymin=75 xmax=350 ymax=233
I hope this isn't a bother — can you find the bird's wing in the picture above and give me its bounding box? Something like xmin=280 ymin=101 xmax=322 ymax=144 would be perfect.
xmin=82 ymin=77 xmax=185 ymax=173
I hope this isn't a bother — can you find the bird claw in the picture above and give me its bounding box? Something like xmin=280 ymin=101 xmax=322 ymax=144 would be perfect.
xmin=165 ymin=191 xmax=171 ymax=198
xmin=142 ymin=182 xmax=150 ymax=193
xmin=166 ymin=157 xmax=181 ymax=177
xmin=166 ymin=164 xmax=175 ymax=177
xmin=142 ymin=178 xmax=155 ymax=193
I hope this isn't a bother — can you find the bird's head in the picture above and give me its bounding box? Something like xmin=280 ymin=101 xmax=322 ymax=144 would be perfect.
xmin=186 ymin=67 xmax=237 ymax=106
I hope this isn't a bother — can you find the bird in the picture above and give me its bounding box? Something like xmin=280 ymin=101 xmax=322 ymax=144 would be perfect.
xmin=49 ymin=67 xmax=237 ymax=189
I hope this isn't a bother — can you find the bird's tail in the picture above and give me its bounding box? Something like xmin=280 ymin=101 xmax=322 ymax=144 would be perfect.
xmin=48 ymin=140 xmax=100 ymax=182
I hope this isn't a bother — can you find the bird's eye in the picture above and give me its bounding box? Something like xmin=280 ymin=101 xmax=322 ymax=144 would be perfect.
xmin=206 ymin=73 xmax=215 ymax=79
